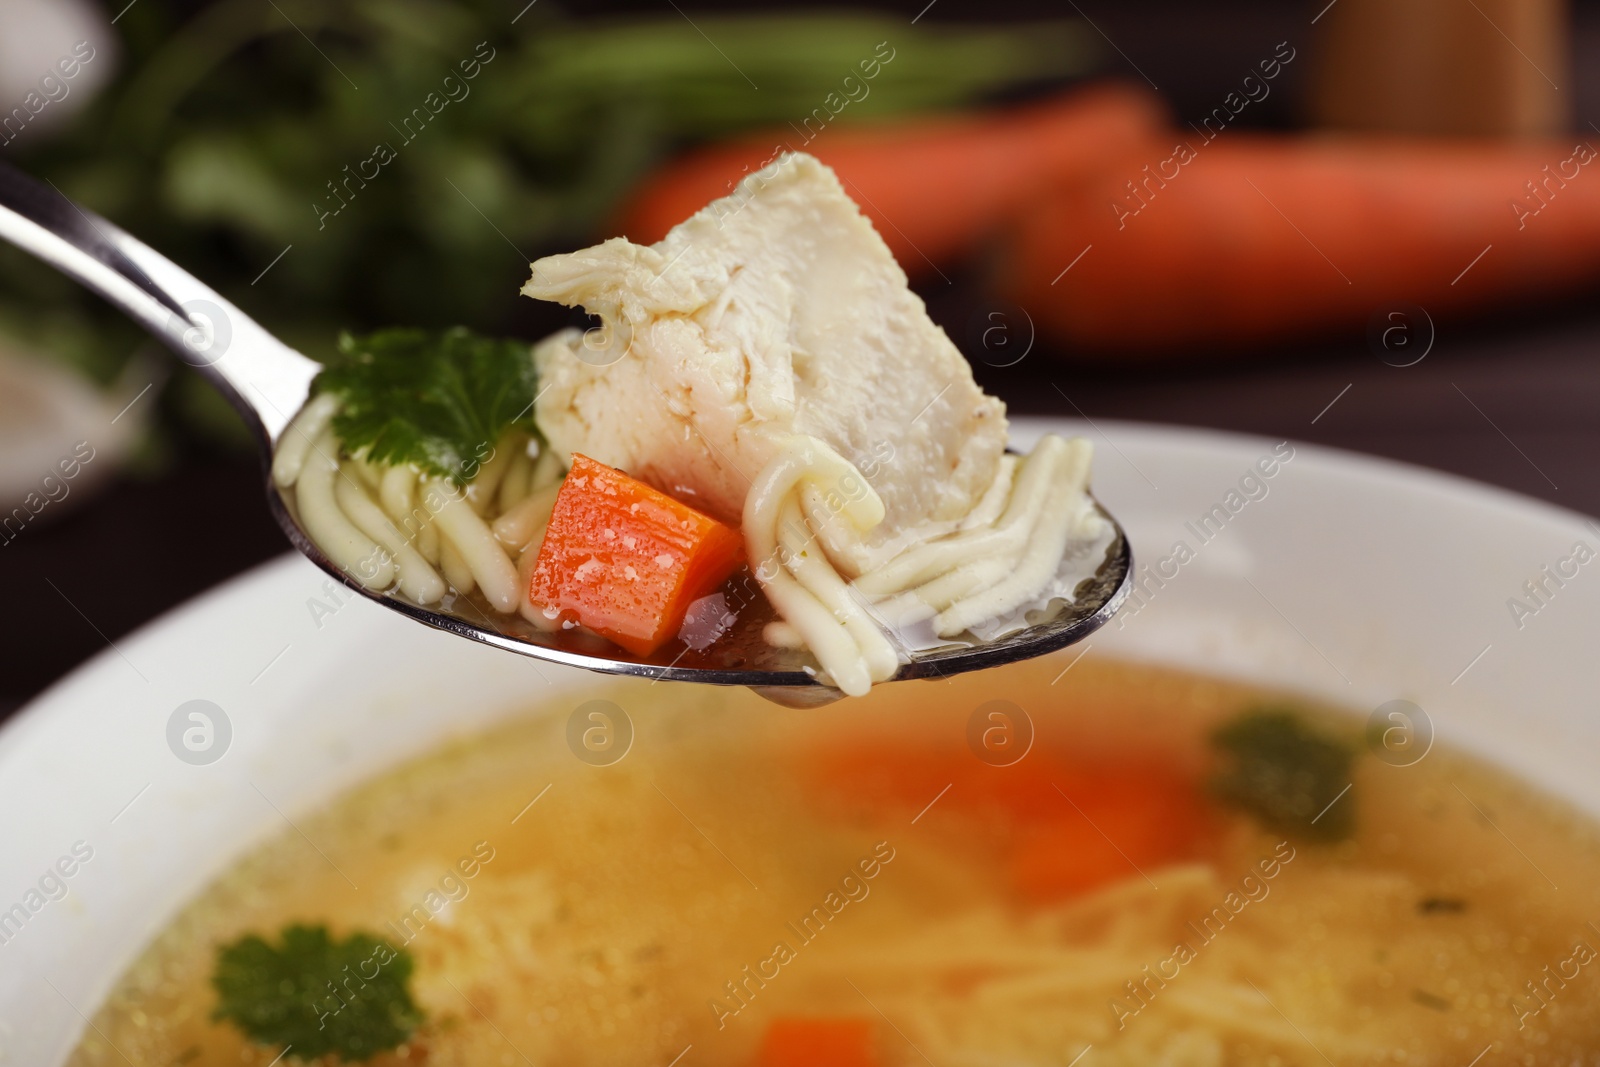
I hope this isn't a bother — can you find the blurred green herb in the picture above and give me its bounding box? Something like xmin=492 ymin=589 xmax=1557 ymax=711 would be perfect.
xmin=212 ymin=922 xmax=420 ymax=1061
xmin=1210 ymin=708 xmax=1357 ymax=841
xmin=317 ymin=326 xmax=538 ymax=484
xmin=2 ymin=2 xmax=1097 ymax=455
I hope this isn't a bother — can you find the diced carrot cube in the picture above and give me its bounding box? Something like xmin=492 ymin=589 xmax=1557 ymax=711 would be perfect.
xmin=528 ymin=454 xmax=744 ymax=656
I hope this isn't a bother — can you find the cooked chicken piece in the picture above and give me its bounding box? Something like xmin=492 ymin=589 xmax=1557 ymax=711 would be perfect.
xmin=522 ymin=152 xmax=1006 ymax=554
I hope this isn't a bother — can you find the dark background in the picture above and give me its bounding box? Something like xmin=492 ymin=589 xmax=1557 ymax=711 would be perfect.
xmin=4 ymin=0 xmax=1598 ymax=716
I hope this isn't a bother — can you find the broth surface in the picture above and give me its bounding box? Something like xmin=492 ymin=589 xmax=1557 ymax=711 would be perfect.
xmin=69 ymin=657 xmax=1600 ymax=1066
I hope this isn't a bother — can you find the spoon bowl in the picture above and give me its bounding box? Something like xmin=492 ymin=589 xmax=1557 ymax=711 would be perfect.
xmin=272 ymin=476 xmax=1130 ymax=705
xmin=0 ymin=159 xmax=1131 ymax=703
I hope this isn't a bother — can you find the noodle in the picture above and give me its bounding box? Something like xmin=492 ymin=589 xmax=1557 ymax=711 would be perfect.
xmin=269 ymin=392 xmax=338 ymax=489
xmin=854 ymin=436 xmax=1069 ymax=597
xmin=347 ymin=452 xmax=384 ymax=491
xmin=274 ymin=396 xmax=553 ymax=614
xmin=777 ymin=496 xmax=901 ymax=680
xmin=743 ymin=437 xmax=894 ymax=696
xmin=377 ymin=463 xmax=416 ymax=525
xmin=465 ymin=440 xmax=517 ymax=516
xmin=424 ymin=478 xmax=522 ymax=613
xmin=740 ymin=432 xmax=1099 ymax=693
xmin=933 ymin=438 xmax=1094 ymax=636
xmin=438 ymin=535 xmax=477 ymax=597
xmin=333 ymin=475 xmax=447 ymax=604
xmin=492 ymin=482 xmax=564 ymax=551
xmin=294 ymin=430 xmax=395 ymax=590
xmin=498 ymin=447 xmax=533 ymax=512
xmin=799 ymin=864 xmax=1390 ymax=1065
xmin=960 ymin=453 xmax=1019 ymax=531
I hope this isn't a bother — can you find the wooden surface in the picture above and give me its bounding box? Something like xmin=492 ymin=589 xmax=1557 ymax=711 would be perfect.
xmin=1308 ymin=0 xmax=1570 ymax=136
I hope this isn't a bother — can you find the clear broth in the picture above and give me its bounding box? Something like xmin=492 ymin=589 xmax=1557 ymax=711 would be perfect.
xmin=69 ymin=657 xmax=1600 ymax=1066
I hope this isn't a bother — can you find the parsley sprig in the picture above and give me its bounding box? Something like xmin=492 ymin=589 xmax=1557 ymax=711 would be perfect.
xmin=1210 ymin=708 xmax=1357 ymax=841
xmin=315 ymin=327 xmax=540 ymax=486
xmin=212 ymin=923 xmax=421 ymax=1061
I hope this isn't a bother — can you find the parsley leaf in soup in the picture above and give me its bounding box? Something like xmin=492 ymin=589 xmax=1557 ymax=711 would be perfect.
xmin=211 ymin=923 xmax=421 ymax=1061
xmin=316 ymin=327 xmax=540 ymax=486
xmin=1209 ymin=708 xmax=1357 ymax=842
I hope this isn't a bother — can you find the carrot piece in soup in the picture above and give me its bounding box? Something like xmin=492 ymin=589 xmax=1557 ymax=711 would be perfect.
xmin=528 ymin=454 xmax=744 ymax=656
xmin=801 ymin=743 xmax=1205 ymax=900
xmin=1010 ymin=769 xmax=1205 ymax=901
xmin=759 ymin=1018 xmax=877 ymax=1067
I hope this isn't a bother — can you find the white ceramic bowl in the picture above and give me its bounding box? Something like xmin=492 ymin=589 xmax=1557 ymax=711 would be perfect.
xmin=3 ymin=417 xmax=1597 ymax=1063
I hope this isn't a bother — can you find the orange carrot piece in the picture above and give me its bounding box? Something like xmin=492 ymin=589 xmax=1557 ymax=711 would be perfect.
xmin=614 ymin=84 xmax=1167 ymax=276
xmin=759 ymin=1019 xmax=877 ymax=1067
xmin=528 ymin=454 xmax=744 ymax=657
xmin=1009 ymin=771 xmax=1206 ymax=901
xmin=799 ymin=743 xmax=1206 ymax=901
xmin=1002 ymin=134 xmax=1600 ymax=355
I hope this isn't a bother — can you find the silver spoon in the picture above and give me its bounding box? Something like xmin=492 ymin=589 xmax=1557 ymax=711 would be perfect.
xmin=0 ymin=159 xmax=1131 ymax=706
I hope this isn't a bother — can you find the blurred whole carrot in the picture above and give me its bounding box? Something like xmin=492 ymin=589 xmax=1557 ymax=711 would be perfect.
xmin=613 ymin=84 xmax=1167 ymax=276
xmin=1002 ymin=134 xmax=1600 ymax=355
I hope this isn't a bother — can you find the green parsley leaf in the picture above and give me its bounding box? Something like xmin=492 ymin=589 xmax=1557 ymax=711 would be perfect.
xmin=316 ymin=327 xmax=540 ymax=485
xmin=211 ymin=923 xmax=421 ymax=1061
xmin=1209 ymin=708 xmax=1357 ymax=842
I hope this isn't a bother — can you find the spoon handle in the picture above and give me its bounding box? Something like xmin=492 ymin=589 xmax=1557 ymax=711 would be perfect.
xmin=0 ymin=158 xmax=316 ymax=447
